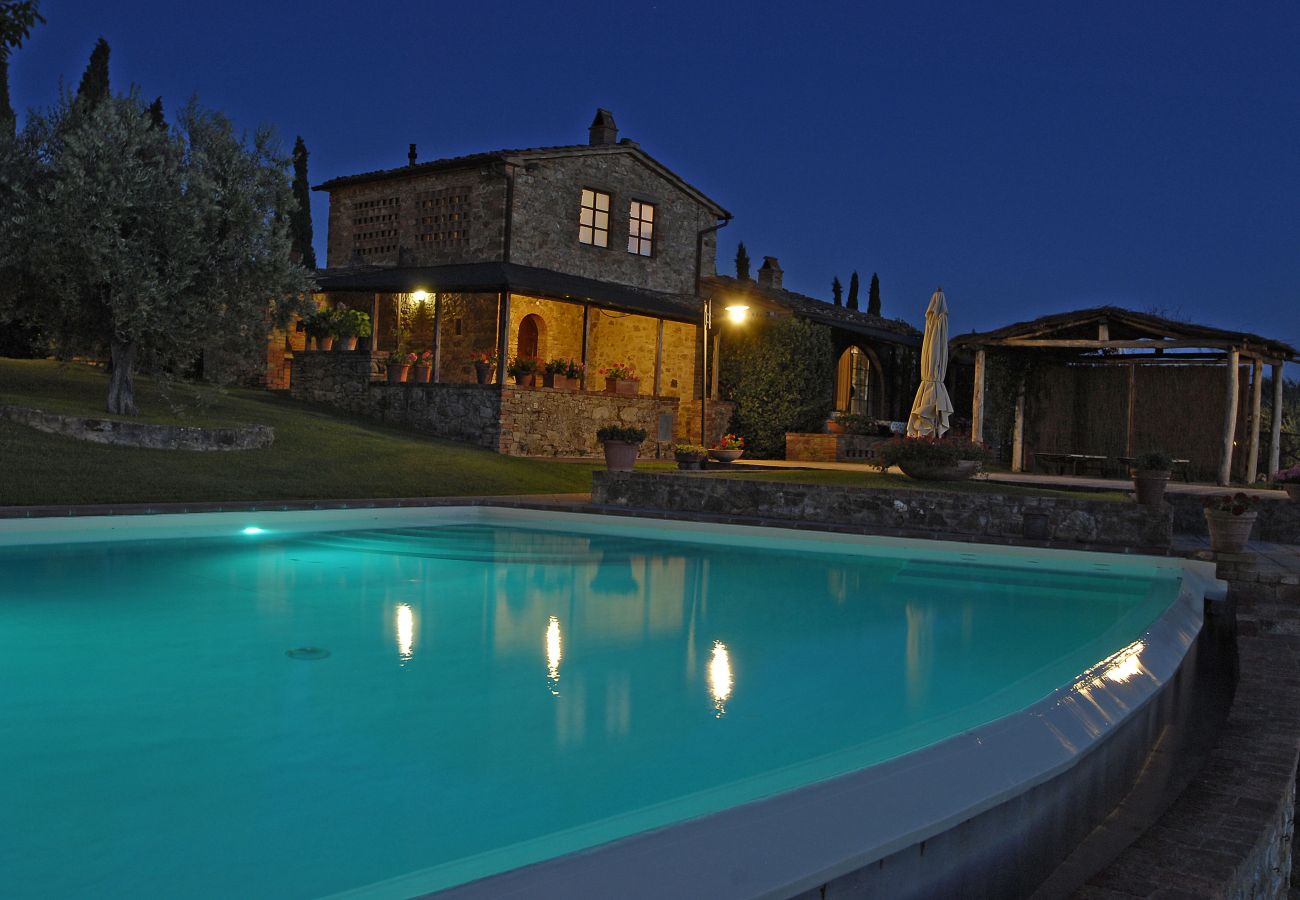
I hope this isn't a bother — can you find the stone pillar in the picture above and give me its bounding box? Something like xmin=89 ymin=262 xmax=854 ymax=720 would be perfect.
xmin=1011 ymin=377 xmax=1026 ymax=473
xmin=971 ymin=349 xmax=986 ymax=444
xmin=1219 ymin=347 xmax=1240 ymax=486
xmin=431 ymin=293 xmax=443 ymax=383
xmin=1246 ymin=357 xmax=1263 ymax=484
xmin=1269 ymin=362 xmax=1284 ymax=481
xmin=653 ymin=318 xmax=664 ymax=397
xmin=496 ymin=291 xmax=511 ymax=386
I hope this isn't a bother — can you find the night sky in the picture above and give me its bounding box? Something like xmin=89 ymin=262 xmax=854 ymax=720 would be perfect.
xmin=9 ymin=1 xmax=1299 ymax=355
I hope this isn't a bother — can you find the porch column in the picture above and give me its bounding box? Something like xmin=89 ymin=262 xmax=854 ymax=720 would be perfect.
xmin=1011 ymin=377 xmax=1026 ymax=473
xmin=1218 ymin=347 xmax=1239 ymax=485
xmin=970 ymin=348 xmax=986 ymax=444
xmin=653 ymin=319 xmax=664 ymax=397
xmin=431 ymin=293 xmax=442 ymax=383
xmin=1269 ymin=362 xmax=1284 ymax=481
xmin=581 ymin=303 xmax=591 ymax=388
xmin=496 ymin=291 xmax=511 ymax=386
xmin=1246 ymin=356 xmax=1263 ymax=484
xmin=710 ymin=333 xmax=720 ymax=400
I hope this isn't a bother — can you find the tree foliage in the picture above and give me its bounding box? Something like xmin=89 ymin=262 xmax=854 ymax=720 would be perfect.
xmin=868 ymin=272 xmax=881 ymax=316
xmin=1 ymin=0 xmax=44 ymax=135
xmin=0 ymin=91 xmax=315 ymax=414
xmin=75 ymin=37 xmax=110 ymax=107
xmin=831 ymin=275 xmax=842 ymax=306
xmin=290 ymin=135 xmax=316 ymax=269
xmin=717 ymin=316 xmax=835 ymax=457
xmin=847 ymin=271 xmax=860 ymax=310
xmin=734 ymin=241 xmax=750 ymax=281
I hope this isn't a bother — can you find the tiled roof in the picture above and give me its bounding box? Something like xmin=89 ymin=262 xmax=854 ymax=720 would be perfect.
xmin=314 ymin=143 xmax=730 ymax=218
xmin=703 ymin=275 xmax=923 ymax=347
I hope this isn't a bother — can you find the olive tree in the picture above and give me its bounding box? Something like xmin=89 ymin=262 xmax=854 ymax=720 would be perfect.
xmin=0 ymin=92 xmax=314 ymax=414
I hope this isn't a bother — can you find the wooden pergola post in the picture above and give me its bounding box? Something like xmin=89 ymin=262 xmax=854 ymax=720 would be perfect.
xmin=1246 ymin=356 xmax=1263 ymax=484
xmin=971 ymin=349 xmax=986 ymax=444
xmin=1011 ymin=376 xmax=1026 ymax=473
xmin=495 ymin=291 xmax=511 ymax=386
xmin=1269 ymin=362 xmax=1284 ymax=480
xmin=1218 ymin=347 xmax=1240 ymax=485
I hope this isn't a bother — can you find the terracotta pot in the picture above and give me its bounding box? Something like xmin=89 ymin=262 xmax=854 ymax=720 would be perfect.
xmin=544 ymin=374 xmax=577 ymax=390
xmin=1284 ymin=483 xmax=1300 ymax=502
xmin=603 ymin=440 xmax=640 ymax=471
xmin=1205 ymin=509 xmax=1257 ymax=553
xmin=474 ymin=362 xmax=493 ymax=384
xmin=826 ymin=419 xmax=846 ymax=434
xmin=898 ymin=459 xmax=980 ymax=481
xmin=339 ymin=336 xmax=358 ymax=351
xmin=411 ymin=365 xmax=432 ymax=384
xmin=708 ymin=449 xmax=744 ymax=463
xmin=386 ymin=364 xmax=410 ymax=384
xmin=605 ymin=377 xmax=639 ymax=396
xmin=512 ymin=373 xmax=538 ymax=387
xmin=317 ymin=335 xmax=335 ymax=351
xmin=1133 ymin=470 xmax=1171 ymax=506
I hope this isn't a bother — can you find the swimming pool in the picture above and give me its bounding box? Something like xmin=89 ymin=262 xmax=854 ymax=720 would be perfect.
xmin=0 ymin=508 xmax=1219 ymax=898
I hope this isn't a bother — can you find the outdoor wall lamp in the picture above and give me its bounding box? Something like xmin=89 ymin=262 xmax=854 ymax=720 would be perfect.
xmin=411 ymin=289 xmax=430 ymax=304
xmin=725 ymin=304 xmax=749 ymax=324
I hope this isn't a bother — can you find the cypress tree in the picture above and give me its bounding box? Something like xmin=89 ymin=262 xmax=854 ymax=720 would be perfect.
xmin=147 ymin=96 xmax=165 ymax=130
xmin=734 ymin=241 xmax=750 ymax=281
xmin=290 ymin=136 xmax=317 ymax=269
xmin=76 ymin=37 xmax=110 ymax=107
xmin=1 ymin=1 xmax=46 ymax=135
xmin=0 ymin=55 xmax=12 ymax=135
xmin=847 ymin=271 xmax=860 ymax=310
xmin=867 ymin=272 xmax=881 ymax=316
xmin=831 ymin=276 xmax=842 ymax=307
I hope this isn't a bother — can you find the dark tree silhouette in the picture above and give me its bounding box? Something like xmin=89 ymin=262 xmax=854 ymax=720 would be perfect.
xmin=76 ymin=37 xmax=110 ymax=107
xmin=868 ymin=272 xmax=881 ymax=316
xmin=734 ymin=241 xmax=750 ymax=280
xmin=847 ymin=271 xmax=860 ymax=310
xmin=831 ymin=276 xmax=842 ymax=307
xmin=147 ymin=96 xmax=165 ymax=130
xmin=290 ymin=136 xmax=317 ymax=269
xmin=1 ymin=0 xmax=45 ymax=134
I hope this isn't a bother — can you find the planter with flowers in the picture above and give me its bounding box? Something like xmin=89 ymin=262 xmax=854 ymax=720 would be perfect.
xmin=1275 ymin=464 xmax=1300 ymax=502
xmin=411 ymin=350 xmax=433 ymax=383
xmin=469 ymin=350 xmax=496 ymax=384
xmin=1202 ymin=492 xmax=1258 ymax=553
xmin=673 ymin=444 xmax=708 ymax=470
xmin=544 ymin=358 xmax=584 ymax=390
xmin=600 ymin=363 xmax=640 ymax=396
xmin=596 ymin=425 xmax=647 ymax=471
xmin=708 ymin=434 xmax=746 ymax=463
xmin=384 ymin=350 xmax=411 ymax=384
xmin=1131 ymin=450 xmax=1173 ymax=507
xmin=877 ymin=436 xmax=991 ymax=481
xmin=507 ymin=356 xmax=541 ymax=388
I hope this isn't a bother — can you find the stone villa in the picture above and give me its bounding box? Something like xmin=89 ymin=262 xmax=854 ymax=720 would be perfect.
xmin=280 ymin=110 xmax=921 ymax=456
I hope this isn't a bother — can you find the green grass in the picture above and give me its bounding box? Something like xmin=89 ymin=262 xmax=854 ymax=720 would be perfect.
xmin=708 ymin=467 xmax=1128 ymax=500
xmin=0 ymin=359 xmax=630 ymax=506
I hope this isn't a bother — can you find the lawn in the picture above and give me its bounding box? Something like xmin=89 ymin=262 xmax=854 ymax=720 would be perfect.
xmin=0 ymin=359 xmax=620 ymax=506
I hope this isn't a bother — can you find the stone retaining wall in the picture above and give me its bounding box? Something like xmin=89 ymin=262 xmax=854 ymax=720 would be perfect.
xmin=591 ymin=471 xmax=1173 ymax=551
xmin=0 ymin=404 xmax=274 ymax=451
xmin=1167 ymin=492 xmax=1300 ymax=545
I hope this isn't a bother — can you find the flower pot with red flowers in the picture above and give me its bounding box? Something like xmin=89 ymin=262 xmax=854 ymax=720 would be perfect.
xmin=411 ymin=350 xmax=433 ymax=383
xmin=600 ymin=362 xmax=640 ymax=395
xmin=543 ymin=358 xmax=584 ymax=390
xmin=1275 ymin=465 xmax=1300 ymax=501
xmin=507 ymin=355 xmax=541 ymax=388
xmin=1202 ymin=492 xmax=1259 ymax=553
xmin=469 ymin=351 xmax=496 ymax=384
xmin=708 ymin=434 xmax=746 ymax=463
xmin=597 ymin=425 xmax=647 ymax=471
xmin=384 ymin=350 xmax=410 ymax=384
xmin=1131 ymin=450 xmax=1173 ymax=507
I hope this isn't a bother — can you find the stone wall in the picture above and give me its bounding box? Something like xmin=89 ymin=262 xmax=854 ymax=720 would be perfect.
xmin=1168 ymin=492 xmax=1300 ymax=544
xmin=500 ymin=387 xmax=677 ymax=457
xmin=786 ymin=432 xmax=889 ymax=463
xmin=506 ymin=294 xmax=585 ymax=366
xmin=0 ymin=405 xmax=275 ymax=451
xmin=591 ymin=471 xmax=1173 ymax=551
xmin=367 ymin=383 xmax=502 ymax=450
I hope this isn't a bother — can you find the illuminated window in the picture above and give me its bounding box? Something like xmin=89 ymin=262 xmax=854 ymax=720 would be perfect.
xmin=627 ymin=200 xmax=654 ymax=256
xmin=579 ymin=188 xmax=610 ymax=247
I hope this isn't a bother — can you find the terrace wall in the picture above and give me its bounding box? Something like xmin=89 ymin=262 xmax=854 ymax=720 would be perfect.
xmin=1167 ymin=493 xmax=1300 ymax=545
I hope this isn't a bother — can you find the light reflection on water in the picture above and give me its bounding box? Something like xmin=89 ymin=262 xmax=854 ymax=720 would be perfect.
xmin=395 ymin=602 xmax=415 ymax=663
xmin=709 ymin=640 xmax=733 ymax=717
xmin=546 ymin=615 xmax=562 ymax=696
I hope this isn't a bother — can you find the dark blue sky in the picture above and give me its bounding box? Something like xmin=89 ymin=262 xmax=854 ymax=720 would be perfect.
xmin=9 ymin=1 xmax=1299 ymax=351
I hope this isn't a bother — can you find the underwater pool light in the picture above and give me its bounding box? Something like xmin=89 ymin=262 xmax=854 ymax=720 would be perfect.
xmin=241 ymin=526 xmax=266 ymax=535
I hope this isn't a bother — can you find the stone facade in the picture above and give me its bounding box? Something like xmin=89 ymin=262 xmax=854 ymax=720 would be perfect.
xmin=0 ymin=404 xmax=274 ymax=451
xmin=591 ymin=471 xmax=1174 ymax=551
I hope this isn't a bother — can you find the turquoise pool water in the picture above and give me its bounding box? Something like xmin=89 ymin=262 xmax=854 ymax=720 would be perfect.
xmin=0 ymin=515 xmax=1182 ymax=898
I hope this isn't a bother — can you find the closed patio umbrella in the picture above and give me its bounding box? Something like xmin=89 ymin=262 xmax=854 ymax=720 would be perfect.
xmin=906 ymin=287 xmax=954 ymax=438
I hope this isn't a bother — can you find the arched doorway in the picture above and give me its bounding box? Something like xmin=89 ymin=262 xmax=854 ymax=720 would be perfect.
xmin=835 ymin=346 xmax=880 ymax=416
xmin=517 ymin=314 xmax=544 ymax=360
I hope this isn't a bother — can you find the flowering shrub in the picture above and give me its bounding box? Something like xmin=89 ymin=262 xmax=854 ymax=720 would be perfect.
xmin=1202 ymin=492 xmax=1257 ymax=515
xmin=469 ymin=350 xmax=497 ymax=366
xmin=415 ymin=350 xmax=433 ymax=365
xmin=875 ymin=436 xmax=991 ymax=471
xmin=545 ymin=358 xmax=585 ymax=378
xmin=506 ymin=356 xmax=541 ymax=377
xmin=383 ymin=349 xmax=408 ymax=366
xmin=599 ymin=362 xmax=639 ymax=381
xmin=712 ymin=433 xmax=745 ymax=451
xmin=1274 ymin=464 xmax=1300 ymax=484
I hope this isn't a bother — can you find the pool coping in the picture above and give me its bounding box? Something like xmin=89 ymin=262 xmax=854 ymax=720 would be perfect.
xmin=0 ymin=505 xmax=1226 ymax=898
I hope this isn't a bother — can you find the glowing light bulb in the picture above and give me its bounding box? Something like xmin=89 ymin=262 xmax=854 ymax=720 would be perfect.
xmin=725 ymin=304 xmax=749 ymax=324
xmin=412 ymin=289 xmax=430 ymax=303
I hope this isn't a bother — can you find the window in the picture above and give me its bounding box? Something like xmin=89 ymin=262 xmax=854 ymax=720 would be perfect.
xmin=627 ymin=200 xmax=654 ymax=256
xmin=579 ymin=188 xmax=610 ymax=247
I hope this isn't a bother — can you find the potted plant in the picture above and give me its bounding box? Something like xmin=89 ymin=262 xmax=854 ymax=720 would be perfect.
xmin=469 ymin=350 xmax=496 ymax=384
xmin=334 ymin=308 xmax=371 ymax=351
xmin=1132 ymin=450 xmax=1173 ymax=506
xmin=544 ymin=358 xmax=583 ymax=390
xmin=1275 ymin=464 xmax=1300 ymax=501
xmin=826 ymin=415 xmax=846 ymax=434
xmin=600 ymin=362 xmax=640 ymax=396
xmin=597 ymin=424 xmax=647 ymax=471
xmin=1202 ymin=492 xmax=1258 ymax=553
xmin=411 ymin=350 xmax=433 ymax=384
xmin=876 ymin=436 xmax=991 ymax=481
xmin=384 ymin=349 xmax=411 ymax=384
xmin=673 ymin=443 xmax=708 ymax=470
xmin=303 ymin=309 xmax=334 ymax=351
xmin=709 ymin=433 xmax=746 ymax=463
xmin=507 ymin=355 xmax=540 ymax=387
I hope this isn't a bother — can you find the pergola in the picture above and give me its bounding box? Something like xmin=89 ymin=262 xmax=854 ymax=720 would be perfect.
xmin=953 ymin=307 xmax=1297 ymax=485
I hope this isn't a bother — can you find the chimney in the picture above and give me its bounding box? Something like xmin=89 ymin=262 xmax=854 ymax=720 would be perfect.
xmin=588 ymin=108 xmax=618 ymax=146
xmin=408 ymin=143 xmax=417 ymax=166
xmin=756 ymin=256 xmax=783 ymax=290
